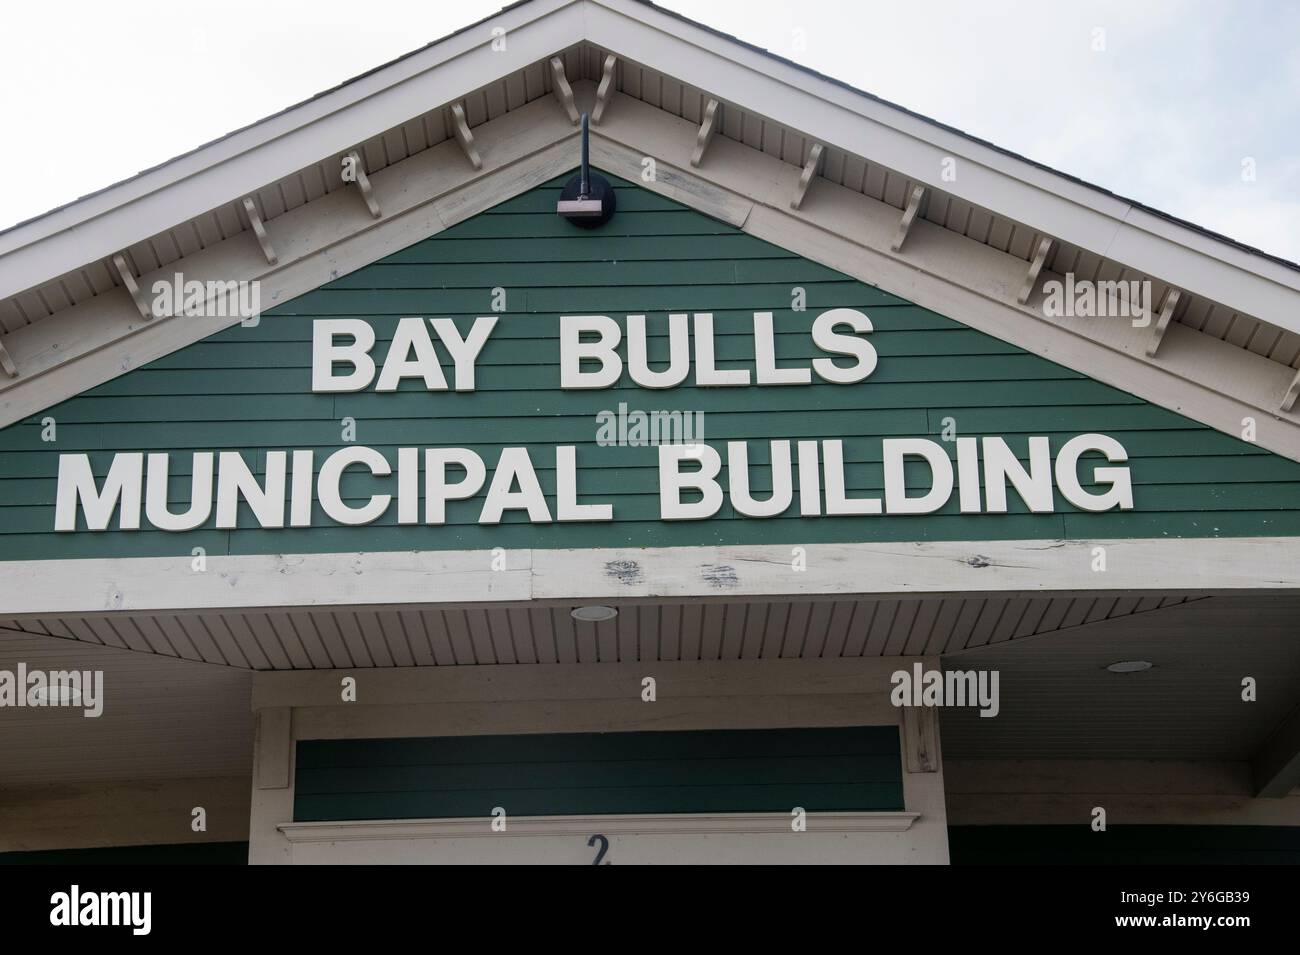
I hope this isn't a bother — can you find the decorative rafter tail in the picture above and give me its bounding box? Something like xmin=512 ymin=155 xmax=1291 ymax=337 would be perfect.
xmin=591 ymin=54 xmax=618 ymax=125
xmin=1017 ymin=236 xmax=1054 ymax=305
xmin=110 ymin=252 xmax=153 ymax=320
xmin=240 ymin=198 xmax=278 ymax=265
xmin=790 ymin=142 xmax=823 ymax=210
xmin=891 ymin=185 xmax=927 ymax=253
xmin=449 ymin=104 xmax=483 ymax=171
xmin=549 ymin=56 xmax=580 ymax=125
xmin=691 ymin=99 xmax=720 ymax=167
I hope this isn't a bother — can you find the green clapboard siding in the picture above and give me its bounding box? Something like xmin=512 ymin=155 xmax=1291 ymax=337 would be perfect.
xmin=292 ymin=726 xmax=904 ymax=821
xmin=3 ymin=171 xmax=1300 ymax=560
xmin=947 ymin=825 xmax=1300 ymax=865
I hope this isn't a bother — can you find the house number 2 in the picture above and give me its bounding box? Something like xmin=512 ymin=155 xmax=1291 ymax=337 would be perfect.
xmin=587 ymin=833 xmax=611 ymax=865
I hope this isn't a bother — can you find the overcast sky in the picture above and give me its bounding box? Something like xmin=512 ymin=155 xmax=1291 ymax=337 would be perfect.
xmin=1 ymin=0 xmax=1296 ymax=260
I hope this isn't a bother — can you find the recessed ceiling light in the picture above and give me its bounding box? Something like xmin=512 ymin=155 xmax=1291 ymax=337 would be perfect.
xmin=571 ymin=605 xmax=618 ymax=622
xmin=1106 ymin=660 xmax=1153 ymax=673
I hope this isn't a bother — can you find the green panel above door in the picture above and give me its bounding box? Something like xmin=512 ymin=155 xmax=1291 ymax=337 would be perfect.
xmin=293 ymin=725 xmax=905 ymax=821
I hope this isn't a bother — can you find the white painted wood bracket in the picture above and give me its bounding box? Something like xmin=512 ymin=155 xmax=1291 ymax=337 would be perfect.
xmin=591 ymin=54 xmax=617 ymax=125
xmin=240 ymin=198 xmax=277 ymax=265
xmin=344 ymin=151 xmax=382 ymax=218
xmin=111 ymin=253 xmax=153 ymax=320
xmin=1281 ymin=367 xmax=1300 ymax=413
xmin=0 ymin=340 xmax=17 ymax=378
xmin=891 ymin=185 xmax=926 ymax=253
xmin=790 ymin=142 xmax=823 ymax=210
xmin=449 ymin=104 xmax=483 ymax=171
xmin=1017 ymin=236 xmax=1053 ymax=304
xmin=691 ymin=98 xmax=720 ymax=167
xmin=1145 ymin=287 xmax=1181 ymax=357
xmin=549 ymin=56 xmax=580 ymax=125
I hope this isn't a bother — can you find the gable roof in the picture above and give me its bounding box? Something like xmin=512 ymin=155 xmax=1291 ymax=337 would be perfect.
xmin=0 ymin=0 xmax=1297 ymax=459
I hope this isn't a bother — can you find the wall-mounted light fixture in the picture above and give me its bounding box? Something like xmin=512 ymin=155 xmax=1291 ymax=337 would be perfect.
xmin=556 ymin=113 xmax=616 ymax=228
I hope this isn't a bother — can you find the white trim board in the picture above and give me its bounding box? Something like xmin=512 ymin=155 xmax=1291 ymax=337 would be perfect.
xmin=3 ymin=537 xmax=1298 ymax=617
xmin=250 ymin=657 xmax=919 ymax=711
xmin=271 ymin=812 xmax=936 ymax=864
xmin=277 ymin=812 xmax=921 ymax=842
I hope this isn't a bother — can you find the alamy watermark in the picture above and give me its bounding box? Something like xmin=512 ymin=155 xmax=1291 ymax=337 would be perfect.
xmin=1042 ymin=274 xmax=1153 ymax=326
xmin=50 ymin=886 xmax=150 ymax=935
xmin=0 ymin=664 xmax=103 ymax=717
xmin=151 ymin=272 xmax=261 ymax=325
xmin=595 ymin=402 xmax=705 ymax=446
xmin=891 ymin=662 xmax=999 ymax=717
